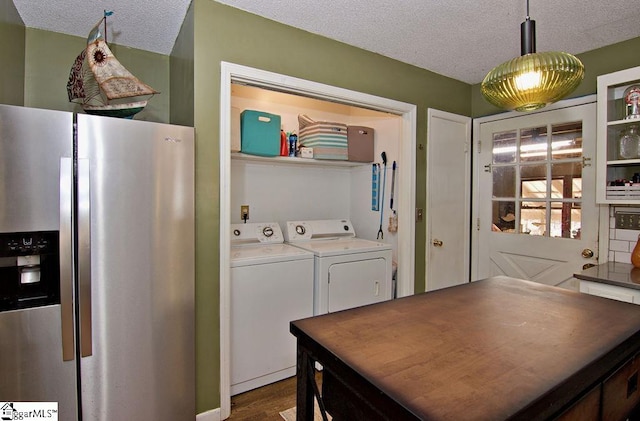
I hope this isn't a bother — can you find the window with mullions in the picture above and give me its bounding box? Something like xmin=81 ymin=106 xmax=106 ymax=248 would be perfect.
xmin=491 ymin=122 xmax=583 ymax=238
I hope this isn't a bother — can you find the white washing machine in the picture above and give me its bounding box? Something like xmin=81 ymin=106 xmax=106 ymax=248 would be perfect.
xmin=230 ymin=222 xmax=314 ymax=395
xmin=284 ymin=219 xmax=392 ymax=315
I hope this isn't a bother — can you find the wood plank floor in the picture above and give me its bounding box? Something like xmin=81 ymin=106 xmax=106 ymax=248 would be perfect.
xmin=229 ymin=376 xmax=297 ymax=420
xmin=229 ymin=372 xmax=322 ymax=420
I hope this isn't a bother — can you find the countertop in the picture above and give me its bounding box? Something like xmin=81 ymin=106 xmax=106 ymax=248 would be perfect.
xmin=575 ymin=261 xmax=640 ymax=290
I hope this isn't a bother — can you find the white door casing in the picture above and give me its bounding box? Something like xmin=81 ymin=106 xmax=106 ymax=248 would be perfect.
xmin=473 ymin=99 xmax=600 ymax=287
xmin=218 ymin=62 xmax=417 ymax=419
xmin=426 ymin=109 xmax=472 ymax=291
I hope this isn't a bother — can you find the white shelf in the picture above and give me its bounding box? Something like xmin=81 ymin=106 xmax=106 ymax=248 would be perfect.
xmin=597 ymin=65 xmax=640 ymax=203
xmin=607 ymin=159 xmax=640 ymax=166
xmin=231 ymin=152 xmax=371 ymax=168
xmin=608 ymin=118 xmax=640 ymax=127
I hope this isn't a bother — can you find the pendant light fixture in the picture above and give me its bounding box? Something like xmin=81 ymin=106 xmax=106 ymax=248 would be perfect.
xmin=481 ymin=0 xmax=584 ymax=112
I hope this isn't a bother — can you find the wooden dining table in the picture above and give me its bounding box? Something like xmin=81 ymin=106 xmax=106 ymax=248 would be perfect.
xmin=290 ymin=276 xmax=640 ymax=420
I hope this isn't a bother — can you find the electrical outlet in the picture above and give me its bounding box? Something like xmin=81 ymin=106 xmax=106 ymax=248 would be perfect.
xmin=240 ymin=205 xmax=249 ymax=221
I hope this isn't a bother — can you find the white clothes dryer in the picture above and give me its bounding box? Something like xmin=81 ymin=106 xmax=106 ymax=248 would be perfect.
xmin=230 ymin=222 xmax=313 ymax=395
xmin=284 ymin=219 xmax=392 ymax=315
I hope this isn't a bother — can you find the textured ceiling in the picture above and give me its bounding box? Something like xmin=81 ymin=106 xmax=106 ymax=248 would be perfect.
xmin=12 ymin=0 xmax=193 ymax=56
xmin=12 ymin=0 xmax=640 ymax=84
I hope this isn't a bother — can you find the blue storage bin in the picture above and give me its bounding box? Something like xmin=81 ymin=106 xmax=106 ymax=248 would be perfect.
xmin=240 ymin=110 xmax=281 ymax=157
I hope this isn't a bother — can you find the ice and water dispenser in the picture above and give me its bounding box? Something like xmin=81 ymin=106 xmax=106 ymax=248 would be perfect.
xmin=0 ymin=231 xmax=60 ymax=311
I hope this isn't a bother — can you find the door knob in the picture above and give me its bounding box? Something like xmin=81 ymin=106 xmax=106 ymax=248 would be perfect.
xmin=433 ymin=239 xmax=443 ymax=247
xmin=582 ymin=249 xmax=594 ymax=258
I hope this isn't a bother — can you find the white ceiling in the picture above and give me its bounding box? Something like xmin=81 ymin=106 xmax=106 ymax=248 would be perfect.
xmin=12 ymin=0 xmax=640 ymax=84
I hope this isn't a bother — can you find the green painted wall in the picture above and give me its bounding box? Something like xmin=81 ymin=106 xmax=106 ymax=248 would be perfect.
xmin=170 ymin=1 xmax=194 ymax=127
xmin=189 ymin=0 xmax=471 ymax=413
xmin=23 ymin=29 xmax=171 ymax=122
xmin=471 ymin=36 xmax=640 ymax=118
xmin=0 ymin=0 xmax=25 ymax=105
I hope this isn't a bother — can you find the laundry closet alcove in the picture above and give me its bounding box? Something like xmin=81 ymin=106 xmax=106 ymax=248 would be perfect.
xmin=218 ymin=62 xmax=417 ymax=417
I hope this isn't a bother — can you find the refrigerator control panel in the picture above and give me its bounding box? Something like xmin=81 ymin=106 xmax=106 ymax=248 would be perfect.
xmin=0 ymin=232 xmax=55 ymax=256
xmin=0 ymin=231 xmax=60 ymax=312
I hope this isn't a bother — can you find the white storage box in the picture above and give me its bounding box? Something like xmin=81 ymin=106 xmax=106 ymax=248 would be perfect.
xmin=607 ymin=185 xmax=640 ymax=200
xmin=298 ymin=114 xmax=347 ymax=160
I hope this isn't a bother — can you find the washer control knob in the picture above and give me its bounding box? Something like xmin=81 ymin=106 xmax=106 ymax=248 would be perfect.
xmin=233 ymin=229 xmax=241 ymax=236
xmin=343 ymin=225 xmax=349 ymax=231
xmin=263 ymin=226 xmax=274 ymax=237
xmin=295 ymin=225 xmax=306 ymax=235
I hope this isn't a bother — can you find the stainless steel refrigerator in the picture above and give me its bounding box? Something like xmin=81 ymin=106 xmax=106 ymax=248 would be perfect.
xmin=0 ymin=104 xmax=195 ymax=420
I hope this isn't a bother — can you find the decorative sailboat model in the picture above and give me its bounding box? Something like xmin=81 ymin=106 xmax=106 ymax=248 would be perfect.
xmin=67 ymin=11 xmax=158 ymax=119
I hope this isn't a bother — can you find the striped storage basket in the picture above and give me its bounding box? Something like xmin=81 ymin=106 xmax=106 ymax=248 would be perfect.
xmin=298 ymin=114 xmax=348 ymax=160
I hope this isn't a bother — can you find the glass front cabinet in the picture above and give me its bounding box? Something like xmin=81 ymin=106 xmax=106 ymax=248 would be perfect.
xmin=597 ymin=65 xmax=640 ymax=203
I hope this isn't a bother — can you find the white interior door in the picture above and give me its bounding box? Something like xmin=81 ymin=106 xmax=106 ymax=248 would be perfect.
xmin=475 ymin=102 xmax=598 ymax=287
xmin=426 ymin=109 xmax=472 ymax=291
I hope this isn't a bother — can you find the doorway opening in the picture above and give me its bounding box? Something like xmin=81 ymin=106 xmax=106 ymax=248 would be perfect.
xmin=218 ymin=62 xmax=417 ymax=418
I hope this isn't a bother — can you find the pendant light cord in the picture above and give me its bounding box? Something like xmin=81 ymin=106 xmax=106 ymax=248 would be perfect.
xmin=521 ymin=0 xmax=535 ymax=55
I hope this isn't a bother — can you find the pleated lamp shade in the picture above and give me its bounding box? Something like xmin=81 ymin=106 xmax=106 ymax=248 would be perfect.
xmin=481 ymin=5 xmax=584 ymax=112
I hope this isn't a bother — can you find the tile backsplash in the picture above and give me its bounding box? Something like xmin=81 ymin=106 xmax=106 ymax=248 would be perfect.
xmin=610 ymin=207 xmax=640 ymax=263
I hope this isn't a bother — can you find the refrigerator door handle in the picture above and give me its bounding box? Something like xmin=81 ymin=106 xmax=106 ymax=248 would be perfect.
xmin=78 ymin=158 xmax=93 ymax=357
xmin=60 ymin=157 xmax=75 ymax=361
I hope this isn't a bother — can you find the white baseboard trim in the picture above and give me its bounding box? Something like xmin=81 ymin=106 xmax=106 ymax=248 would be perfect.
xmin=196 ymin=407 xmax=221 ymax=421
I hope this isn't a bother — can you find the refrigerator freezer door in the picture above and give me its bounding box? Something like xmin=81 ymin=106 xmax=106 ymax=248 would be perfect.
xmin=76 ymin=114 xmax=195 ymax=421
xmin=0 ymin=105 xmax=78 ymax=420
xmin=0 ymin=306 xmax=79 ymax=420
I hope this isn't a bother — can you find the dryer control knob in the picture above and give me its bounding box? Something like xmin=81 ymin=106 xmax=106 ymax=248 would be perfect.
xmin=296 ymin=225 xmax=306 ymax=235
xmin=263 ymin=226 xmax=274 ymax=237
xmin=233 ymin=229 xmax=241 ymax=236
